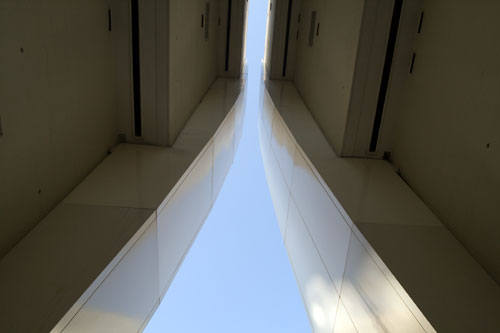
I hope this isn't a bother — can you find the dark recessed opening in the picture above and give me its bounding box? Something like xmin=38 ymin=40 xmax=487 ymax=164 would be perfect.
xmin=131 ymin=0 xmax=142 ymax=137
xmin=369 ymin=0 xmax=403 ymax=153
xmin=410 ymin=52 xmax=416 ymax=73
xmin=205 ymin=3 xmax=210 ymax=39
xmin=225 ymin=0 xmax=232 ymax=71
xmin=417 ymin=11 xmax=424 ymax=33
xmin=282 ymin=0 xmax=293 ymax=77
xmin=108 ymin=8 xmax=112 ymax=31
xmin=308 ymin=11 xmax=317 ymax=47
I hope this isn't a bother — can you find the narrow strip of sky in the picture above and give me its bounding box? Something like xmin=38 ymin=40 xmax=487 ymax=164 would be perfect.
xmin=145 ymin=1 xmax=310 ymax=332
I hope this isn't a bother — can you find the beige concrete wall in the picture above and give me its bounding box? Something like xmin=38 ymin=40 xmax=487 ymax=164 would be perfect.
xmin=267 ymin=0 xmax=286 ymax=79
xmin=0 ymin=0 xmax=121 ymax=258
xmin=391 ymin=0 xmax=500 ymax=284
xmin=293 ymin=0 xmax=365 ymax=154
xmin=0 ymin=0 xmax=247 ymax=257
xmin=264 ymin=0 xmax=301 ymax=80
xmin=169 ymin=0 xmax=220 ymax=145
xmin=217 ymin=0 xmax=247 ymax=78
xmin=110 ymin=0 xmax=134 ymax=143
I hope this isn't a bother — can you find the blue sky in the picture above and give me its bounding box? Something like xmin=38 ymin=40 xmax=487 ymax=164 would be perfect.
xmin=145 ymin=1 xmax=310 ymax=332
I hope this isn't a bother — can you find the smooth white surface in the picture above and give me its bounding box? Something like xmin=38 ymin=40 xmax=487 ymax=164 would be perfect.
xmin=291 ymin=150 xmax=351 ymax=292
xmin=259 ymin=118 xmax=290 ymax=238
xmin=65 ymin=78 xmax=243 ymax=211
xmin=259 ymin=77 xmax=439 ymax=332
xmin=157 ymin=145 xmax=213 ymax=295
xmin=138 ymin=300 xmax=160 ymax=333
xmin=54 ymin=214 xmax=158 ymax=333
xmin=63 ymin=222 xmax=159 ymax=333
xmin=285 ymin=198 xmax=339 ymax=333
xmin=173 ymin=78 xmax=242 ymax=154
xmin=233 ymin=95 xmax=245 ymax=155
xmin=64 ymin=144 xmax=191 ymax=209
xmin=262 ymin=87 xmax=275 ymax=138
xmin=340 ymin=233 xmax=424 ymax=333
xmin=61 ymin=79 xmax=245 ymax=331
xmin=265 ymin=80 xmax=440 ymax=227
xmin=264 ymin=80 xmax=336 ymax=161
xmin=316 ymin=157 xmax=442 ymax=226
xmin=0 ymin=73 xmax=245 ymax=332
xmin=213 ymin=112 xmax=235 ymax=202
xmin=0 ymin=204 xmax=154 ymax=333
xmin=333 ymin=300 xmax=357 ymax=333
xmin=271 ymin=112 xmax=296 ymax=187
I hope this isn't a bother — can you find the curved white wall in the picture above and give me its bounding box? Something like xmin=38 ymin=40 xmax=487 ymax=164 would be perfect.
xmin=260 ymin=75 xmax=500 ymax=332
xmin=259 ymin=80 xmax=434 ymax=333
xmin=0 ymin=77 xmax=246 ymax=333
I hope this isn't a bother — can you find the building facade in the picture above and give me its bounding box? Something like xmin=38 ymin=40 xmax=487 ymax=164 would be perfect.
xmin=1 ymin=0 xmax=500 ymax=332
xmin=261 ymin=0 xmax=500 ymax=332
xmin=0 ymin=1 xmax=247 ymax=331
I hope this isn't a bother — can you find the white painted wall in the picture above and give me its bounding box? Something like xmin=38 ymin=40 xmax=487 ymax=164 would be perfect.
xmin=0 ymin=0 xmax=121 ymax=258
xmin=390 ymin=0 xmax=500 ymax=284
xmin=293 ymin=0 xmax=365 ymax=154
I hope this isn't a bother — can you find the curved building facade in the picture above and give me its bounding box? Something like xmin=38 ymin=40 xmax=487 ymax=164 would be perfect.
xmin=261 ymin=0 xmax=500 ymax=332
xmin=0 ymin=1 xmax=248 ymax=331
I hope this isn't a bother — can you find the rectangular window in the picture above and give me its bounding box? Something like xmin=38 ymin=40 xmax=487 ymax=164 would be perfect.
xmin=225 ymin=0 xmax=232 ymax=71
xmin=131 ymin=0 xmax=141 ymax=137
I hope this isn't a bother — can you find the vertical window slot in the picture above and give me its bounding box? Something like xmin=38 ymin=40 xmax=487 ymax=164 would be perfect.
xmin=369 ymin=0 xmax=403 ymax=153
xmin=131 ymin=0 xmax=141 ymax=137
xmin=225 ymin=0 xmax=232 ymax=71
xmin=410 ymin=52 xmax=416 ymax=73
xmin=282 ymin=0 xmax=293 ymax=77
xmin=205 ymin=3 xmax=210 ymax=39
xmin=417 ymin=11 xmax=424 ymax=33
xmin=108 ymin=8 xmax=112 ymax=31
xmin=308 ymin=11 xmax=317 ymax=47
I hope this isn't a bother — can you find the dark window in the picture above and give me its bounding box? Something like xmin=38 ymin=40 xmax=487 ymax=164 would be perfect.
xmin=308 ymin=11 xmax=317 ymax=47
